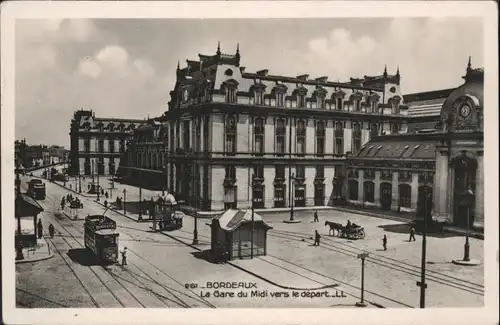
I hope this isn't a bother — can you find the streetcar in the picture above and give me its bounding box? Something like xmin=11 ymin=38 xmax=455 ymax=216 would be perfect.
xmin=84 ymin=215 xmax=119 ymax=264
xmin=27 ymin=179 xmax=46 ymax=200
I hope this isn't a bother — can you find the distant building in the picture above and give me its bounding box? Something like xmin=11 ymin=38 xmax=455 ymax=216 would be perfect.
xmin=119 ymin=43 xmax=421 ymax=212
xmin=69 ymin=109 xmax=146 ymax=176
xmin=347 ymin=58 xmax=484 ymax=229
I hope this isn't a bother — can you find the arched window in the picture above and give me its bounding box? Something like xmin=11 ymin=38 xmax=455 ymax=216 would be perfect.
xmin=334 ymin=122 xmax=344 ymax=154
xmin=364 ymin=181 xmax=375 ymax=203
xmin=296 ymin=120 xmax=306 ymax=155
xmin=336 ymin=97 xmax=343 ymax=111
xmin=254 ymin=117 xmax=264 ymax=155
xmin=392 ymin=124 xmax=400 ymax=134
xmin=348 ymin=180 xmax=359 ymax=201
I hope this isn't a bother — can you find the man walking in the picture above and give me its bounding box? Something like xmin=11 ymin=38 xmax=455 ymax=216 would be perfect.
xmin=313 ymin=211 xmax=319 ymax=223
xmin=37 ymin=219 xmax=43 ymax=239
xmin=313 ymin=230 xmax=321 ymax=246
xmin=382 ymin=234 xmax=387 ymax=251
xmin=409 ymin=227 xmax=416 ymax=242
xmin=121 ymin=247 xmax=128 ymax=266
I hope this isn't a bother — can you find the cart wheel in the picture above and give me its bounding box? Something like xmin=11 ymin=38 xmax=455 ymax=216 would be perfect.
xmin=360 ymin=230 xmax=366 ymax=239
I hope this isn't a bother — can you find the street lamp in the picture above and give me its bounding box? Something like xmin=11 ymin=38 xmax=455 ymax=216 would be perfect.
xmin=78 ymin=174 xmax=82 ymax=193
xmin=123 ymin=188 xmax=127 ymax=215
xmin=289 ymin=172 xmax=295 ymax=221
xmin=463 ymin=186 xmax=474 ymax=261
xmin=355 ymin=252 xmax=369 ymax=307
xmin=417 ymin=187 xmax=431 ymax=308
xmin=138 ymin=170 xmax=142 ymax=220
xmin=162 ymin=164 xmax=166 ymax=196
xmin=192 ymin=162 xmax=199 ymax=245
xmin=15 ymin=163 xmax=24 ymax=261
xmin=251 ymin=173 xmax=256 ymax=259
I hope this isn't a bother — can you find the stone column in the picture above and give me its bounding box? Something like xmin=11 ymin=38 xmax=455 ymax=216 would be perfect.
xmin=374 ymin=170 xmax=381 ymax=208
xmin=391 ymin=171 xmax=400 ymax=211
xmin=474 ymin=154 xmax=484 ymax=228
xmin=434 ymin=152 xmax=451 ymax=221
xmin=358 ymin=169 xmax=364 ymax=203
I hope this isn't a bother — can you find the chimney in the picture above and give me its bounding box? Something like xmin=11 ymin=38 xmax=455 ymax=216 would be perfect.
xmin=297 ymin=74 xmax=309 ymax=81
xmin=256 ymin=69 xmax=269 ymax=76
xmin=315 ymin=76 xmax=328 ymax=83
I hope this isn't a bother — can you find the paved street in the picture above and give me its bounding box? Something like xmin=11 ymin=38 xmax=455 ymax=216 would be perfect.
xmin=17 ymin=171 xmax=484 ymax=308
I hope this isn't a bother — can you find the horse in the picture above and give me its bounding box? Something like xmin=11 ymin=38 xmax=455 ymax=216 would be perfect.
xmin=325 ymin=221 xmax=344 ymax=236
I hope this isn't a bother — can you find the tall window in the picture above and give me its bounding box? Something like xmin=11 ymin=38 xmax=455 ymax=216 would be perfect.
xmin=296 ymin=165 xmax=305 ymax=179
xmin=225 ymin=88 xmax=236 ymax=103
xmin=183 ymin=120 xmax=191 ymax=150
xmin=371 ymin=99 xmax=378 ymax=113
xmin=352 ymin=123 xmax=362 ymax=153
xmin=275 ymin=166 xmax=285 ymax=179
xmin=354 ymin=99 xmax=361 ymax=112
xmin=276 ymin=93 xmax=285 ymax=107
xmin=364 ymin=181 xmax=375 ymax=203
xmin=316 ymin=121 xmax=325 ymax=157
xmin=336 ymin=97 xmax=343 ymax=110
xmin=274 ymin=186 xmax=285 ymax=208
xmin=317 ymin=96 xmax=325 ymax=109
xmin=399 ymin=184 xmax=412 ymax=208
xmin=225 ymin=166 xmax=236 ymax=180
xmin=84 ymin=139 xmax=90 ymax=153
xmin=254 ymin=117 xmax=264 ymax=156
xmin=370 ymin=124 xmax=379 ymax=138
xmin=296 ymin=120 xmax=306 ymax=155
xmin=98 ymin=139 xmax=104 ymax=153
xmin=316 ymin=165 xmax=324 ymax=178
xmin=203 ymin=115 xmax=209 ymax=152
xmin=391 ymin=98 xmax=400 ymax=114
xmin=253 ymin=166 xmax=264 ymax=179
xmin=255 ymin=91 xmax=263 ymax=105
xmin=225 ymin=115 xmax=237 ymax=155
xmin=109 ymin=138 xmax=115 ymax=153
xmin=275 ymin=119 xmax=286 ymax=156
xmin=298 ymin=95 xmax=306 ymax=108
xmin=176 ymin=122 xmax=180 ymax=149
xmin=334 ymin=122 xmax=344 ymax=154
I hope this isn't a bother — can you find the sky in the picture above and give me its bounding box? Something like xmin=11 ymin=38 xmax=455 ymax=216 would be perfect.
xmin=15 ymin=17 xmax=483 ymax=148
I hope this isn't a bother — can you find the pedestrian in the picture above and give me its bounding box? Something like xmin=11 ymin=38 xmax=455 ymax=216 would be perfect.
xmin=158 ymin=219 xmax=163 ymax=230
xmin=382 ymin=234 xmax=387 ymax=251
xmin=105 ymin=191 xmax=109 ymax=199
xmin=48 ymin=223 xmax=55 ymax=238
xmin=313 ymin=211 xmax=319 ymax=222
xmin=409 ymin=227 xmax=416 ymax=242
xmin=37 ymin=219 xmax=43 ymax=239
xmin=121 ymin=247 xmax=128 ymax=266
xmin=104 ymin=200 xmax=108 ymax=208
xmin=313 ymin=230 xmax=321 ymax=246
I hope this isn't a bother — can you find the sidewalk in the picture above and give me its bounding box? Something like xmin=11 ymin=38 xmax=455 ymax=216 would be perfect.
xmin=15 ymin=237 xmax=54 ymax=264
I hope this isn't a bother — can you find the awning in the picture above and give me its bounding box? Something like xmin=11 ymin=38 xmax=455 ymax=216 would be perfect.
xmin=213 ymin=209 xmax=273 ymax=232
xmin=16 ymin=192 xmax=44 ymax=217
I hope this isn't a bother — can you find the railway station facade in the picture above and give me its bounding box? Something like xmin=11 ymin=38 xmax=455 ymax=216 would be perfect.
xmin=118 ymin=44 xmax=419 ymax=211
xmin=346 ymin=60 xmax=484 ymax=228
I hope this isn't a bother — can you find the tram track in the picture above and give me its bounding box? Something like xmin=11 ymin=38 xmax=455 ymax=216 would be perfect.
xmin=33 ymin=180 xmax=216 ymax=308
xmin=269 ymin=229 xmax=484 ymax=296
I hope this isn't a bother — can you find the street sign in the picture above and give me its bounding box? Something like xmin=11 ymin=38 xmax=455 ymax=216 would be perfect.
xmin=357 ymin=252 xmax=369 ymax=259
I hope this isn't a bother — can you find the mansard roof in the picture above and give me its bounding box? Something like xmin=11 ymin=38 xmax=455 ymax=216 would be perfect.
xmin=354 ymin=138 xmax=437 ymax=160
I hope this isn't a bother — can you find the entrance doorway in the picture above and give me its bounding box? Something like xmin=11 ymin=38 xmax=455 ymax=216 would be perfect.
xmin=453 ymin=155 xmax=476 ymax=227
xmin=314 ymin=183 xmax=324 ymax=206
xmin=380 ymin=183 xmax=392 ymax=210
xmin=295 ymin=186 xmax=305 ymax=207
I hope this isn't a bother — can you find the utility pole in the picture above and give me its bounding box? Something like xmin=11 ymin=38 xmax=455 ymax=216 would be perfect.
xmin=192 ymin=160 xmax=199 ymax=245
xmin=138 ymin=170 xmax=142 ymax=220
xmin=15 ymin=154 xmax=24 ymax=261
xmin=251 ymin=173 xmax=255 ymax=259
xmin=356 ymin=252 xmax=369 ymax=307
xmin=123 ymin=189 xmax=127 ymax=215
xmin=78 ymin=174 xmax=82 ymax=193
xmin=418 ymin=188 xmax=429 ymax=308
xmin=288 ymin=118 xmax=294 ymax=221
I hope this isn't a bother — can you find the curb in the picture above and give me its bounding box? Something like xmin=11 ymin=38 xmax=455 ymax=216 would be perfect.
xmin=15 ymin=238 xmax=55 ymax=264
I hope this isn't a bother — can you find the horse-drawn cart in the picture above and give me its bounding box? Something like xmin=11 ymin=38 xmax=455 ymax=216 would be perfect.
xmin=325 ymin=221 xmax=366 ymax=240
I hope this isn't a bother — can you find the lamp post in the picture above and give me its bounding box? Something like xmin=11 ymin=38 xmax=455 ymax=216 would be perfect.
xmin=463 ymin=186 xmax=474 ymax=262
xmin=288 ymin=117 xmax=295 ymax=222
xmin=162 ymin=165 xmax=166 ymax=196
xmin=418 ymin=187 xmax=430 ymax=308
xmin=15 ymin=162 xmax=24 ymax=261
xmin=91 ymin=159 xmax=95 ymax=183
xmin=138 ymin=170 xmax=142 ymax=220
xmin=96 ymin=162 xmax=100 ymax=202
xmin=251 ymin=173 xmax=256 ymax=259
xmin=289 ymin=172 xmax=295 ymax=221
xmin=78 ymin=174 xmax=82 ymax=193
xmin=123 ymin=188 xmax=127 ymax=215
xmin=355 ymin=252 xmax=369 ymax=307
xmin=192 ymin=162 xmax=199 ymax=245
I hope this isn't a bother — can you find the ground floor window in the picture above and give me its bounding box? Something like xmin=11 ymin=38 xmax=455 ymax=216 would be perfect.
xmin=84 ymin=159 xmax=91 ymax=175
xmin=363 ymin=181 xmax=375 ymax=203
xmin=224 ymin=186 xmax=237 ymax=210
xmin=399 ymin=184 xmax=412 ymax=208
xmin=274 ymin=185 xmax=286 ymax=208
xmin=314 ymin=184 xmax=324 ymax=206
xmin=348 ymin=180 xmax=358 ymax=201
xmin=252 ymin=186 xmax=264 ymax=209
xmin=295 ymin=186 xmax=306 ymax=207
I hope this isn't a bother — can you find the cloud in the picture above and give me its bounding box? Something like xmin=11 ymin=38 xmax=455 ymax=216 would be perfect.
xmin=78 ymin=58 xmax=101 ymax=79
xmin=95 ymin=45 xmax=129 ymax=68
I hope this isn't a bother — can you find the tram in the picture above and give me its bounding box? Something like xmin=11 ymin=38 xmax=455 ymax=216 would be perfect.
xmin=84 ymin=215 xmax=119 ymax=263
xmin=27 ymin=179 xmax=46 ymax=200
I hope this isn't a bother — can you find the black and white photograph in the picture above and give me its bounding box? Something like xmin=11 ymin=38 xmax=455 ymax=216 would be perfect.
xmin=1 ymin=1 xmax=498 ymax=324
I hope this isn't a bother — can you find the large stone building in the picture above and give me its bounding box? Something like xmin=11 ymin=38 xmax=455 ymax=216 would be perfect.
xmin=69 ymin=109 xmax=146 ymax=176
xmin=346 ymin=59 xmax=484 ymax=228
xmin=118 ymin=44 xmax=415 ymax=211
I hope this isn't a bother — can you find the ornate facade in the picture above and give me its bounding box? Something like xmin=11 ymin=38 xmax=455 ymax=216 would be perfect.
xmin=118 ymin=44 xmax=414 ymax=212
xmin=69 ymin=109 xmax=146 ymax=176
xmin=346 ymin=59 xmax=484 ymax=228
